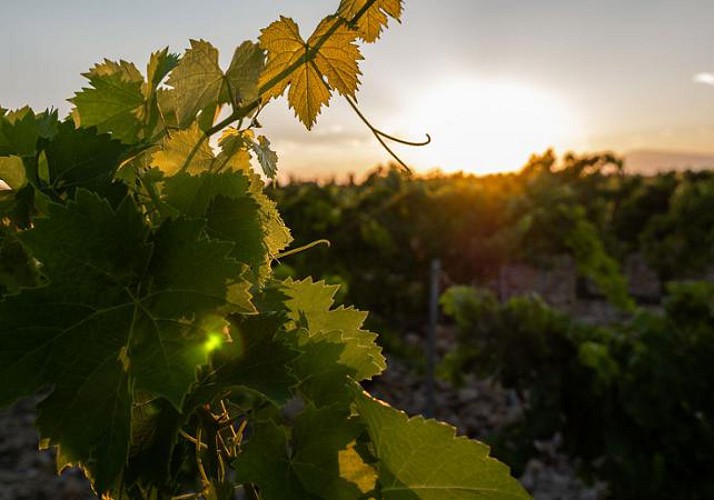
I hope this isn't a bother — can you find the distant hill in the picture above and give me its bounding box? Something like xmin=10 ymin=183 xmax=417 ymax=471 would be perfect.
xmin=624 ymin=149 xmax=714 ymax=174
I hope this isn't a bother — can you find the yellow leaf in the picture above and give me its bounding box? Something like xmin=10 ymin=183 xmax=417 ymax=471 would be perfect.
xmin=151 ymin=123 xmax=214 ymax=175
xmin=258 ymin=16 xmax=362 ymax=128
xmin=258 ymin=17 xmax=304 ymax=102
xmin=338 ymin=0 xmax=403 ymax=43
xmin=309 ymin=16 xmax=362 ymax=97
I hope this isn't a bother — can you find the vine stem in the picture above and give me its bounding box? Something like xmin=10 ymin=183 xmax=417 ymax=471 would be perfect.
xmin=274 ymin=239 xmax=330 ymax=259
xmin=344 ymin=93 xmax=431 ymax=173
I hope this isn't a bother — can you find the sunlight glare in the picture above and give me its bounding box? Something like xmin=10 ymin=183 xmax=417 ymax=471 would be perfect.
xmin=400 ymin=77 xmax=583 ymax=175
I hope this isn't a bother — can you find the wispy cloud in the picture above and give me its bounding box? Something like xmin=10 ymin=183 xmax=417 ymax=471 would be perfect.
xmin=693 ymin=72 xmax=714 ymax=86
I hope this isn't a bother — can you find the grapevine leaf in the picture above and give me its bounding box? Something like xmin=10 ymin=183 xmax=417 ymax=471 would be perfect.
xmin=249 ymin=134 xmax=278 ymax=179
xmin=258 ymin=17 xmax=332 ymax=128
xmin=132 ymin=217 xmax=253 ymax=399
xmin=0 ymin=155 xmax=26 ymax=189
xmin=216 ymin=132 xmax=292 ymax=256
xmin=278 ymin=278 xmax=384 ymax=405
xmin=257 ymin=17 xmax=303 ymax=102
xmin=283 ymin=278 xmax=385 ymax=381
xmin=35 ymin=108 xmax=61 ymax=141
xmin=85 ymin=59 xmax=143 ymax=82
xmin=164 ymin=172 xmax=265 ymax=276
xmin=0 ymin=232 xmax=40 ymax=293
xmin=147 ymin=47 xmax=180 ymax=92
xmin=0 ymin=107 xmax=39 ymax=156
xmin=163 ymin=171 xmax=252 ymax=217
xmin=338 ymin=0 xmax=403 ymax=42
xmin=155 ymin=88 xmax=180 ymax=129
xmin=248 ymin=176 xmax=292 ymax=256
xmin=42 ymin=120 xmax=127 ymax=194
xmin=225 ymin=41 xmax=265 ymax=105
xmin=212 ymin=313 xmax=298 ymax=405
xmin=164 ymin=170 xmax=291 ymax=280
xmin=0 ymin=190 xmax=250 ymax=492
xmin=233 ymin=419 xmax=317 ymax=499
xmin=353 ymin=388 xmax=531 ymax=500
xmin=233 ymin=407 xmax=372 ymax=500
xmin=151 ymin=123 xmax=214 ymax=175
xmin=167 ymin=40 xmax=225 ymax=126
xmin=309 ymin=16 xmax=362 ymax=97
xmin=216 ymin=127 xmax=253 ymax=172
xmin=70 ymin=70 xmax=145 ymax=144
xmin=291 ymin=406 xmax=376 ymax=499
xmin=124 ymin=396 xmax=184 ymax=488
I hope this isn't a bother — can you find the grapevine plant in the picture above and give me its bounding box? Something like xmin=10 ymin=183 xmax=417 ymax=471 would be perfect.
xmin=0 ymin=1 xmax=529 ymax=498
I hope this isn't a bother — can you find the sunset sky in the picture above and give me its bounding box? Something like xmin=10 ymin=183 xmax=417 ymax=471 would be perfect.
xmin=3 ymin=0 xmax=714 ymax=178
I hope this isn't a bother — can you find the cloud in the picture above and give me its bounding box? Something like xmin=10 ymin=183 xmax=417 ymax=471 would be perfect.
xmin=693 ymin=72 xmax=714 ymax=86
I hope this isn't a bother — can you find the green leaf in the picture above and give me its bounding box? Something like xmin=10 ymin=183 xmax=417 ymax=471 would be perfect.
xmin=164 ymin=170 xmax=291 ymax=281
xmin=70 ymin=65 xmax=145 ymax=144
xmin=0 ymin=107 xmax=40 ymax=156
xmin=164 ymin=171 xmax=264 ymax=272
xmin=277 ymin=278 xmax=384 ymax=405
xmin=353 ymin=387 xmax=531 ymax=500
xmin=0 ymin=190 xmax=250 ymax=492
xmin=233 ymin=419 xmax=316 ymax=499
xmin=42 ymin=120 xmax=127 ymax=193
xmin=283 ymin=278 xmax=385 ymax=381
xmin=147 ymin=47 xmax=180 ymax=92
xmin=167 ymin=40 xmax=225 ymax=126
xmin=212 ymin=313 xmax=298 ymax=405
xmin=216 ymin=127 xmax=253 ymax=172
xmin=249 ymin=134 xmax=279 ymax=179
xmin=291 ymin=406 xmax=376 ymax=499
xmin=233 ymin=407 xmax=373 ymax=500
xmin=0 ymin=230 xmax=40 ymax=293
xmin=0 ymin=155 xmax=26 ymax=189
xmin=225 ymin=41 xmax=265 ymax=105
xmin=151 ymin=122 xmax=214 ymax=175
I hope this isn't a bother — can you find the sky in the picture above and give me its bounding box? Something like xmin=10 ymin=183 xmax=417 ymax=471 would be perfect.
xmin=3 ymin=0 xmax=714 ymax=179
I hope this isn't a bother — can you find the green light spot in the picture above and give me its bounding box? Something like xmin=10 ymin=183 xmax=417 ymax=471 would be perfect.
xmin=203 ymin=332 xmax=224 ymax=353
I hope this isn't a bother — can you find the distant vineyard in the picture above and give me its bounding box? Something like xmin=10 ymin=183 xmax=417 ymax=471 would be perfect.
xmin=272 ymin=152 xmax=714 ymax=332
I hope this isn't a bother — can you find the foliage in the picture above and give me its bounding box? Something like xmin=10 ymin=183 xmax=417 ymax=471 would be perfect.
xmin=440 ymin=282 xmax=714 ymax=500
xmin=274 ymin=153 xmax=714 ymax=341
xmin=0 ymin=2 xmax=529 ymax=499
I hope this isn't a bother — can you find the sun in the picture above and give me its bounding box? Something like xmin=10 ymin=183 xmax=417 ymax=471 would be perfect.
xmin=397 ymin=77 xmax=583 ymax=175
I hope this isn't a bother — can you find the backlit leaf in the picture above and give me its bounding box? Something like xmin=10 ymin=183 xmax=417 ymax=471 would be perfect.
xmin=0 ymin=190 xmax=249 ymax=492
xmin=167 ymin=40 xmax=225 ymax=126
xmin=0 ymin=156 xmax=26 ymax=189
xmin=354 ymin=387 xmax=531 ymax=499
xmin=338 ymin=0 xmax=403 ymax=42
xmin=225 ymin=41 xmax=265 ymax=105
xmin=70 ymin=68 xmax=145 ymax=144
xmin=277 ymin=278 xmax=384 ymax=405
xmin=249 ymin=134 xmax=278 ymax=179
xmin=309 ymin=16 xmax=362 ymax=97
xmin=0 ymin=107 xmax=40 ymax=157
xmin=258 ymin=16 xmax=362 ymax=128
xmin=232 ymin=406 xmax=372 ymax=499
xmin=151 ymin=123 xmax=214 ymax=175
